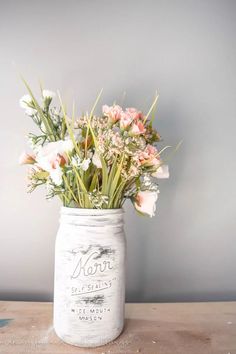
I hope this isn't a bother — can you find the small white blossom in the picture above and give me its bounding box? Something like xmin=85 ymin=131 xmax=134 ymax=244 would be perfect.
xmin=42 ymin=90 xmax=55 ymax=99
xmin=71 ymin=155 xmax=81 ymax=167
xmin=88 ymin=192 xmax=109 ymax=208
xmin=25 ymin=107 xmax=37 ymax=116
xmin=19 ymin=94 xmax=32 ymax=109
xmin=80 ymin=158 xmax=91 ymax=171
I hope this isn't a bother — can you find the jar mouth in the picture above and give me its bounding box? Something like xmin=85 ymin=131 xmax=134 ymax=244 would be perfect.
xmin=61 ymin=207 xmax=124 ymax=217
xmin=60 ymin=207 xmax=124 ymax=227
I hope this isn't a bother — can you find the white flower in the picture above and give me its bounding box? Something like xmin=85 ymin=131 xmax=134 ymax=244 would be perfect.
xmin=152 ymin=165 xmax=169 ymax=179
xmin=42 ymin=90 xmax=55 ymax=99
xmin=25 ymin=107 xmax=37 ymax=116
xmin=134 ymin=190 xmax=159 ymax=217
xmin=92 ymin=151 xmax=102 ymax=168
xmin=19 ymin=94 xmax=32 ymax=109
xmin=36 ymin=139 xmax=73 ymax=185
xmin=80 ymin=158 xmax=91 ymax=171
xmin=61 ymin=139 xmax=74 ymax=152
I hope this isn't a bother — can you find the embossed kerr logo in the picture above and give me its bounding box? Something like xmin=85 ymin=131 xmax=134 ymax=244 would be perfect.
xmin=71 ymin=250 xmax=113 ymax=278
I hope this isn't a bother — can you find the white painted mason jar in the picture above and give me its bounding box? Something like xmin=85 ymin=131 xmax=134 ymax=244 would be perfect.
xmin=53 ymin=207 xmax=126 ymax=347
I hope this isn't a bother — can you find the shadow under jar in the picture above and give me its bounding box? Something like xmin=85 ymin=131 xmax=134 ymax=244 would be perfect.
xmin=53 ymin=207 xmax=126 ymax=347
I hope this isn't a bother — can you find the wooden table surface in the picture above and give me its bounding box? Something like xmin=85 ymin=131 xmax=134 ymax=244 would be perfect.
xmin=0 ymin=301 xmax=235 ymax=354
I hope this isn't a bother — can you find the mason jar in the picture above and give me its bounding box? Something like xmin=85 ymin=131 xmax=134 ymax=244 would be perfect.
xmin=53 ymin=207 xmax=126 ymax=347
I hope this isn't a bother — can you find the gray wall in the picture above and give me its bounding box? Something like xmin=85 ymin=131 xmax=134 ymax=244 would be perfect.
xmin=0 ymin=0 xmax=236 ymax=302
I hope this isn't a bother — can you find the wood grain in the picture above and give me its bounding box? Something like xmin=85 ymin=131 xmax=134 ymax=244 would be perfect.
xmin=0 ymin=301 xmax=235 ymax=354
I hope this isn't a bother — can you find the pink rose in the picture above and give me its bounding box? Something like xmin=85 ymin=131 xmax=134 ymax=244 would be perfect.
xmin=134 ymin=190 xmax=158 ymax=217
xmin=102 ymin=105 xmax=122 ymax=123
xmin=125 ymin=107 xmax=143 ymax=121
xmin=120 ymin=111 xmax=133 ymax=129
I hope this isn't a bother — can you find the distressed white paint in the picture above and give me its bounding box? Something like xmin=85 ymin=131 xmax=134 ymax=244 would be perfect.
xmin=53 ymin=207 xmax=126 ymax=347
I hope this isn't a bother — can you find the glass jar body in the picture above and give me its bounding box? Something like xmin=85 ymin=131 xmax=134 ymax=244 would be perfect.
xmin=53 ymin=207 xmax=126 ymax=347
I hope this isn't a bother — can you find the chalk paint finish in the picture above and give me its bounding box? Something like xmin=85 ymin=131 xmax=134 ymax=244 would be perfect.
xmin=53 ymin=208 xmax=126 ymax=347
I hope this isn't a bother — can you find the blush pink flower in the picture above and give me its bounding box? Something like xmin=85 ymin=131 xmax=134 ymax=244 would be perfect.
xmin=50 ymin=154 xmax=67 ymax=169
xmin=130 ymin=121 xmax=146 ymax=135
xmin=138 ymin=144 xmax=159 ymax=166
xmin=102 ymin=105 xmax=122 ymax=123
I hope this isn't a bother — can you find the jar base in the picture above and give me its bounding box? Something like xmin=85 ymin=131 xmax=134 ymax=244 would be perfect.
xmin=54 ymin=324 xmax=124 ymax=348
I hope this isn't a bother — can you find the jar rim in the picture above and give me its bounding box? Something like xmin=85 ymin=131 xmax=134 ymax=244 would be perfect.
xmin=60 ymin=206 xmax=124 ymax=216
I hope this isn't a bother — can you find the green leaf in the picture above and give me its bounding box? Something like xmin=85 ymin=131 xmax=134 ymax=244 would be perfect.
xmin=108 ymin=155 xmax=124 ymax=207
xmin=107 ymin=156 xmax=117 ymax=191
xmin=109 ymin=155 xmax=124 ymax=196
xmin=70 ymin=165 xmax=91 ymax=208
xmin=89 ymin=170 xmax=99 ymax=192
xmin=35 ymin=171 xmax=49 ymax=180
xmin=85 ymin=89 xmax=103 ymax=157
xmin=89 ymin=89 xmax=103 ymax=119
xmin=63 ymin=175 xmax=79 ymax=205
xmin=144 ymin=93 xmax=159 ymax=123
xmin=58 ymin=93 xmax=81 ymax=157
xmin=158 ymin=145 xmax=172 ymax=156
xmin=135 ymin=177 xmax=141 ymax=190
xmin=111 ymin=180 xmax=126 ymax=208
xmin=101 ymin=156 xmax=108 ymax=195
xmin=162 ymin=140 xmax=183 ymax=163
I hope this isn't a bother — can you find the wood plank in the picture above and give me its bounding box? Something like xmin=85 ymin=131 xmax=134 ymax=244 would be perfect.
xmin=0 ymin=301 xmax=235 ymax=354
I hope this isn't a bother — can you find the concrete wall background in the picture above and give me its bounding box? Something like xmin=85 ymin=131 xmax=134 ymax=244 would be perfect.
xmin=0 ymin=0 xmax=236 ymax=302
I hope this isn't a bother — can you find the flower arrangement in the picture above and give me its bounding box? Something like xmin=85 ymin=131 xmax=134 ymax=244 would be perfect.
xmin=19 ymin=82 xmax=171 ymax=217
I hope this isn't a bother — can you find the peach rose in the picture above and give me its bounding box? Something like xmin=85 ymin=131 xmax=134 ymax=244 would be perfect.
xmin=152 ymin=164 xmax=169 ymax=179
xmin=130 ymin=121 xmax=146 ymax=135
xmin=19 ymin=152 xmax=36 ymax=165
xmin=134 ymin=190 xmax=158 ymax=217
